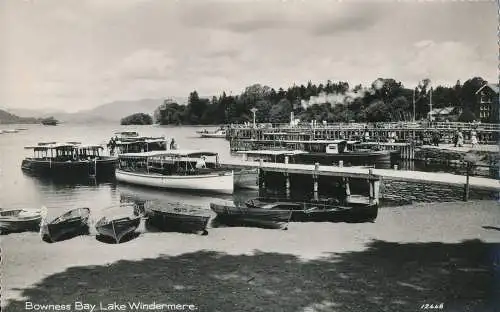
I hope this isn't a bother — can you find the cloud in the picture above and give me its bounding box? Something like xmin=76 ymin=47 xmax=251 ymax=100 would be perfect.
xmin=1 ymin=0 xmax=497 ymax=111
xmin=110 ymin=49 xmax=176 ymax=80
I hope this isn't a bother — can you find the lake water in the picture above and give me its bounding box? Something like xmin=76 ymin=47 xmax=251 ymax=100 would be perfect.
xmin=0 ymin=124 xmax=495 ymax=220
xmin=0 ymin=124 xmax=260 ymax=220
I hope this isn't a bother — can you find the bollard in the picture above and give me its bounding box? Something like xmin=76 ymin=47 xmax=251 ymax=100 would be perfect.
xmin=339 ymin=160 xmax=344 ymax=167
xmin=285 ymin=156 xmax=289 ymax=164
xmin=393 ymin=165 xmax=398 ymax=170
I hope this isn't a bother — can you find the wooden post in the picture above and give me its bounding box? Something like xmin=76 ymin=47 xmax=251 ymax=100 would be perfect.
xmin=313 ymin=162 xmax=319 ymax=200
xmin=258 ymin=159 xmax=265 ymax=188
xmin=285 ymin=156 xmax=289 ymax=164
xmin=344 ymin=177 xmax=351 ymax=201
xmin=285 ymin=173 xmax=291 ymax=198
xmin=463 ymin=163 xmax=470 ymax=201
xmin=338 ymin=160 xmax=343 ymax=167
xmin=368 ymin=168 xmax=374 ymax=200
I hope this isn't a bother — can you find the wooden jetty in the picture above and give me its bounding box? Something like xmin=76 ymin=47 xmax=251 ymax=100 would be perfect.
xmin=222 ymin=160 xmax=500 ymax=201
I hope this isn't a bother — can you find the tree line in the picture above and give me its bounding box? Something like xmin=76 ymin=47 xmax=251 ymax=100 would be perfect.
xmin=154 ymin=76 xmax=492 ymax=125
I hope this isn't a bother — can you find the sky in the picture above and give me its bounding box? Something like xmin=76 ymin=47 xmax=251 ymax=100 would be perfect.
xmin=1 ymin=0 xmax=498 ymax=112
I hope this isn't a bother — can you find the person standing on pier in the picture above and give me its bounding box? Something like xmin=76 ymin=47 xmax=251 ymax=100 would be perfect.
xmin=170 ymin=138 xmax=178 ymax=150
xmin=470 ymin=130 xmax=479 ymax=148
xmin=457 ymin=129 xmax=464 ymax=147
xmin=432 ymin=131 xmax=440 ymax=147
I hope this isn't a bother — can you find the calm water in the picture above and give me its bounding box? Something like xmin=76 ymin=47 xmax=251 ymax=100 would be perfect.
xmin=0 ymin=124 xmax=257 ymax=220
xmin=0 ymin=124 xmax=495 ymax=219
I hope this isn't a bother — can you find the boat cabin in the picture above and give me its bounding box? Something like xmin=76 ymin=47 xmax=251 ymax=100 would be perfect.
xmin=114 ymin=131 xmax=139 ymax=139
xmin=325 ymin=140 xmax=361 ymax=154
xmin=236 ymin=150 xmax=306 ymax=163
xmin=114 ymin=138 xmax=167 ymax=154
xmin=24 ymin=143 xmax=104 ymax=161
xmin=117 ymin=150 xmax=221 ymax=175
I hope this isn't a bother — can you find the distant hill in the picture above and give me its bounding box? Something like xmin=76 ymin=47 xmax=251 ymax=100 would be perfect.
xmin=0 ymin=109 xmax=40 ymax=124
xmin=3 ymin=97 xmax=189 ymax=124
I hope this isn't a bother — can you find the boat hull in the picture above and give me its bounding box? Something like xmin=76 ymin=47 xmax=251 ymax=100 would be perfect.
xmin=21 ymin=157 xmax=117 ymax=179
xmin=246 ymin=198 xmax=378 ymax=223
xmin=116 ymin=170 xmax=234 ymax=194
xmin=200 ymin=134 xmax=226 ymax=138
xmin=41 ymin=208 xmax=90 ymax=242
xmin=293 ymin=151 xmax=393 ymax=167
xmin=234 ymin=169 xmax=259 ymax=190
xmin=0 ymin=210 xmax=42 ymax=233
xmin=210 ymin=203 xmax=292 ymax=229
xmin=95 ymin=217 xmax=141 ymax=243
xmin=146 ymin=210 xmax=210 ymax=233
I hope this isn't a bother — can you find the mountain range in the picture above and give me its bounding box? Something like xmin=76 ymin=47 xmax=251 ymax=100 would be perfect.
xmin=2 ymin=97 xmax=188 ymax=124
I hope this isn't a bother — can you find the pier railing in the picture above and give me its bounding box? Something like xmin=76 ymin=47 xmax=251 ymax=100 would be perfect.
xmin=228 ymin=121 xmax=500 ymax=131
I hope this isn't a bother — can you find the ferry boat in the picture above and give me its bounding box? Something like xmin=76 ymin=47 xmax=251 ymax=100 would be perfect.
xmin=22 ymin=142 xmax=117 ymax=179
xmin=197 ymin=127 xmax=227 ymax=138
xmin=41 ymin=117 xmax=58 ymax=126
xmin=108 ymin=131 xmax=168 ymax=155
xmin=115 ymin=150 xmax=234 ymax=194
xmin=235 ymin=140 xmax=396 ymax=167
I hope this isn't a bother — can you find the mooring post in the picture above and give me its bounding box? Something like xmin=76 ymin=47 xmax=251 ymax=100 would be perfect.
xmin=313 ymin=162 xmax=319 ymax=200
xmin=338 ymin=160 xmax=343 ymax=167
xmin=285 ymin=156 xmax=289 ymax=164
xmin=463 ymin=163 xmax=470 ymax=201
xmin=344 ymin=177 xmax=351 ymax=200
xmin=368 ymin=168 xmax=374 ymax=200
xmin=285 ymin=173 xmax=291 ymax=198
xmin=258 ymin=159 xmax=265 ymax=188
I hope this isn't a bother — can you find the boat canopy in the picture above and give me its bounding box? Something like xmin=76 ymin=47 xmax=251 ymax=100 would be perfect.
xmin=115 ymin=138 xmax=166 ymax=145
xmin=236 ymin=150 xmax=306 ymax=156
xmin=24 ymin=143 xmax=76 ymax=150
xmin=25 ymin=142 xmax=103 ymax=151
xmin=114 ymin=131 xmax=139 ymax=137
xmin=78 ymin=144 xmax=104 ymax=150
xmin=118 ymin=150 xmax=219 ymax=159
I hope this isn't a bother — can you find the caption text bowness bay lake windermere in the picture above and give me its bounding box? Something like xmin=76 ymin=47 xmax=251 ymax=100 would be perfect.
xmin=25 ymin=301 xmax=199 ymax=311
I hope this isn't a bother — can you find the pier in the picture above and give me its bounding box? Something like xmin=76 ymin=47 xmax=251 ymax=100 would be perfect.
xmin=222 ymin=160 xmax=500 ymax=201
xmin=227 ymin=121 xmax=500 ymax=145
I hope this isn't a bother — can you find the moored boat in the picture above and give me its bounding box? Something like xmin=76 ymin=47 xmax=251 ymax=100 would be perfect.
xmin=0 ymin=209 xmax=42 ymax=234
xmin=245 ymin=196 xmax=378 ymax=223
xmin=95 ymin=216 xmax=141 ymax=243
xmin=22 ymin=142 xmax=117 ymax=179
xmin=210 ymin=201 xmax=292 ymax=229
xmin=235 ymin=139 xmax=397 ymax=167
xmin=40 ymin=207 xmax=90 ymax=242
xmin=116 ymin=150 xmax=234 ymax=194
xmin=197 ymin=128 xmax=227 ymax=138
xmin=108 ymin=131 xmax=168 ymax=155
xmin=41 ymin=117 xmax=58 ymax=125
xmin=146 ymin=203 xmax=210 ymax=234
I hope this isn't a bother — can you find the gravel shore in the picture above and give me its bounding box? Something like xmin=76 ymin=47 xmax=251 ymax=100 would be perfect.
xmin=1 ymin=200 xmax=499 ymax=312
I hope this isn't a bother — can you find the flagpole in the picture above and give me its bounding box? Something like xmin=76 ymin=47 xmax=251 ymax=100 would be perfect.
xmin=429 ymin=87 xmax=433 ymax=122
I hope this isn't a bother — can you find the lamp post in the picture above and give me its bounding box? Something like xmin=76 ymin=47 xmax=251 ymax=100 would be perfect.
xmin=250 ymin=108 xmax=258 ymax=128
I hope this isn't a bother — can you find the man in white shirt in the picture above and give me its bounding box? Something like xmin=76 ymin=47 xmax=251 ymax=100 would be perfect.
xmin=196 ymin=156 xmax=207 ymax=169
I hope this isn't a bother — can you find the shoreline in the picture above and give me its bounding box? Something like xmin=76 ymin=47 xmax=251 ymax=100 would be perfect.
xmin=2 ymin=200 xmax=500 ymax=311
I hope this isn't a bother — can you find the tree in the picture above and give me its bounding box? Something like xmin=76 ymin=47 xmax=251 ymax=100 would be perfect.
xmin=120 ymin=113 xmax=153 ymax=125
xmin=269 ymin=98 xmax=293 ymax=123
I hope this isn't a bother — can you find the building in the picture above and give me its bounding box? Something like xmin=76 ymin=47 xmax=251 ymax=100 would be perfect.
xmin=428 ymin=106 xmax=462 ymax=121
xmin=475 ymin=83 xmax=499 ymax=123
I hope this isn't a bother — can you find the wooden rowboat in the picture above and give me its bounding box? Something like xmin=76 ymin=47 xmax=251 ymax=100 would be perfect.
xmin=40 ymin=207 xmax=90 ymax=242
xmin=95 ymin=216 xmax=141 ymax=243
